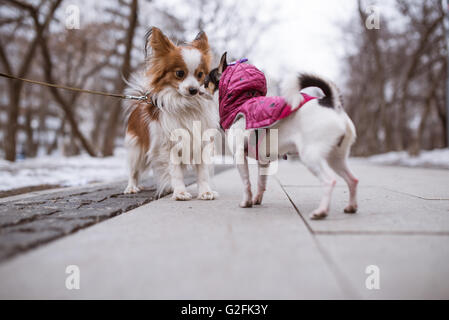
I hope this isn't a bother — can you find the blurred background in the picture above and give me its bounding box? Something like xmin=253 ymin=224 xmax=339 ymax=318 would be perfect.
xmin=0 ymin=0 xmax=448 ymax=193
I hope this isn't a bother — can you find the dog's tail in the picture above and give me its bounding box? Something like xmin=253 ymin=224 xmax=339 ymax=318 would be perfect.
xmin=281 ymin=73 xmax=343 ymax=110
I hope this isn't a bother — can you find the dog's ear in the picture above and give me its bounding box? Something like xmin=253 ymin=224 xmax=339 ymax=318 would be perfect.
xmin=149 ymin=27 xmax=175 ymax=56
xmin=192 ymin=31 xmax=211 ymax=68
xmin=144 ymin=27 xmax=154 ymax=58
xmin=192 ymin=31 xmax=209 ymax=52
xmin=218 ymin=52 xmax=228 ymax=74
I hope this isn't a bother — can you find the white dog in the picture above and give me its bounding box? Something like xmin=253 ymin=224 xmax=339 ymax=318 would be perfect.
xmin=205 ymin=53 xmax=358 ymax=219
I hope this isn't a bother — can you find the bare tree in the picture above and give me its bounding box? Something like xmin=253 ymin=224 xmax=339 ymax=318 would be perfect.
xmin=0 ymin=0 xmax=62 ymax=161
xmin=101 ymin=0 xmax=139 ymax=156
xmin=0 ymin=0 xmax=277 ymax=160
xmin=342 ymin=0 xmax=447 ymax=156
xmin=38 ymin=27 xmax=99 ymax=157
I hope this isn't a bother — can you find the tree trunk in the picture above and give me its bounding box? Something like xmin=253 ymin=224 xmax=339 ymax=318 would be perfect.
xmin=25 ymin=106 xmax=37 ymax=157
xmin=1 ymin=0 xmax=62 ymax=161
xmin=102 ymin=0 xmax=139 ymax=156
xmin=37 ymin=25 xmax=97 ymax=157
xmin=4 ymin=81 xmax=21 ymax=161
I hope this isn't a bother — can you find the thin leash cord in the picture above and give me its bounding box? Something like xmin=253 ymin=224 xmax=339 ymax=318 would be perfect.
xmin=0 ymin=71 xmax=150 ymax=103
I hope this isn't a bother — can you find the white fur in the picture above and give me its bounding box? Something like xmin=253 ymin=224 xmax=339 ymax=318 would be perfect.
xmin=281 ymin=73 xmax=304 ymax=110
xmin=181 ymin=48 xmax=201 ymax=73
xmin=227 ymin=74 xmax=358 ymax=219
xmin=123 ymin=133 xmax=148 ymax=194
xmin=124 ymin=71 xmax=219 ymax=200
xmin=179 ymin=48 xmax=202 ymax=96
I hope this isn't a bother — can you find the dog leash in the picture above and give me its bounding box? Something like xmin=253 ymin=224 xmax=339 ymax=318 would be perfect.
xmin=0 ymin=72 xmax=152 ymax=104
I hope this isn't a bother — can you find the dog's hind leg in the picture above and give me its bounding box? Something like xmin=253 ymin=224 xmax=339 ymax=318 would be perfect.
xmin=124 ymin=135 xmax=146 ymax=194
xmin=253 ymin=161 xmax=269 ymax=205
xmin=328 ymin=151 xmax=358 ymax=213
xmin=300 ymin=149 xmax=337 ymax=220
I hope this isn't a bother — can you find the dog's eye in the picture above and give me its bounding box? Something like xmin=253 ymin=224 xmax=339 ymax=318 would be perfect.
xmin=197 ymin=72 xmax=203 ymax=79
xmin=175 ymin=70 xmax=185 ymax=78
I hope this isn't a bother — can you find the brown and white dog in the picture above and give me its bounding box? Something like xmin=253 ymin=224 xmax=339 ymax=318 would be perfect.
xmin=123 ymin=27 xmax=219 ymax=200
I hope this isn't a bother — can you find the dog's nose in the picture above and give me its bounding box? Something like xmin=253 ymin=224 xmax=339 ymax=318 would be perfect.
xmin=189 ymin=87 xmax=198 ymax=95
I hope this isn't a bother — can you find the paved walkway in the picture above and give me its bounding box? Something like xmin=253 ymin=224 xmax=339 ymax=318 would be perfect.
xmin=0 ymin=160 xmax=448 ymax=299
xmin=0 ymin=166 xmax=229 ymax=262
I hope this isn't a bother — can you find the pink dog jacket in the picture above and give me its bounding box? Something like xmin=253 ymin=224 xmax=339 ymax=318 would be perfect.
xmin=219 ymin=61 xmax=316 ymax=130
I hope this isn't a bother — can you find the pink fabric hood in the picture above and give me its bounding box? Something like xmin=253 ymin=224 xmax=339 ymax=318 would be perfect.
xmin=219 ymin=61 xmax=315 ymax=130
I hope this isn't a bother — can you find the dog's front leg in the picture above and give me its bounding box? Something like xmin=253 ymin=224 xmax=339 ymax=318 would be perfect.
xmin=235 ymin=150 xmax=253 ymax=208
xmin=196 ymin=163 xmax=218 ymax=200
xmin=170 ymin=163 xmax=192 ymax=201
xmin=228 ymin=120 xmax=253 ymax=208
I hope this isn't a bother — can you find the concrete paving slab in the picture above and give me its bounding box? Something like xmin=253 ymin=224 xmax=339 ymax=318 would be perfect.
xmin=315 ymin=235 xmax=449 ymax=299
xmin=276 ymin=160 xmax=449 ymax=234
xmin=283 ymin=185 xmax=449 ymax=233
xmin=0 ymin=168 xmax=347 ymax=299
xmin=276 ymin=160 xmax=449 ymax=200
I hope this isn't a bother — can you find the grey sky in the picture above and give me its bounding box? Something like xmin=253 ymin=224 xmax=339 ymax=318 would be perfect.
xmin=249 ymin=0 xmax=357 ymax=80
xmin=154 ymin=0 xmax=358 ymax=80
xmin=61 ymin=0 xmax=359 ymax=80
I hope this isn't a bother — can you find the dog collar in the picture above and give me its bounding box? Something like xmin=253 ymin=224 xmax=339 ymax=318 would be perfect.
xmin=228 ymin=58 xmax=248 ymax=66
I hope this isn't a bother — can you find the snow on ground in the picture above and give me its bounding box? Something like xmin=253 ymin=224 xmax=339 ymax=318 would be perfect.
xmin=1 ymin=148 xmax=448 ymax=193
xmin=365 ymin=148 xmax=449 ymax=170
xmin=0 ymin=149 xmax=128 ymax=191
xmin=0 ymin=151 xmax=234 ymax=192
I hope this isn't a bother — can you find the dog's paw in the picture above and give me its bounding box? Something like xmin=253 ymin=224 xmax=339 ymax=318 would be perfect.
xmin=309 ymin=209 xmax=328 ymax=220
xmin=198 ymin=190 xmax=218 ymax=200
xmin=344 ymin=204 xmax=358 ymax=214
xmin=252 ymin=193 xmax=264 ymax=205
xmin=239 ymin=199 xmax=253 ymax=208
xmin=172 ymin=190 xmax=192 ymax=201
xmin=124 ymin=185 xmax=141 ymax=194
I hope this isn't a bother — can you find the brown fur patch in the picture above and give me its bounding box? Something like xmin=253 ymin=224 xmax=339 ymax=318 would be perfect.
xmin=205 ymin=81 xmax=217 ymax=95
xmin=127 ymin=101 xmax=159 ymax=150
xmin=148 ymin=47 xmax=188 ymax=92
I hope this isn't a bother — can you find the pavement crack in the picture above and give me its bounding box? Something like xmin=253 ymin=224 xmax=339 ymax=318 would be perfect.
xmin=380 ymin=187 xmax=449 ymax=201
xmin=275 ymin=175 xmax=360 ymax=299
xmin=75 ymin=199 xmax=94 ymax=209
xmin=0 ymin=210 xmax=61 ymax=229
xmin=275 ymin=176 xmax=314 ymax=234
xmin=315 ymin=230 xmax=449 ymax=236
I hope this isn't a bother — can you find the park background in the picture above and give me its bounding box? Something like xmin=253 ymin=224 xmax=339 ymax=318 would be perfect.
xmin=0 ymin=0 xmax=448 ymax=194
